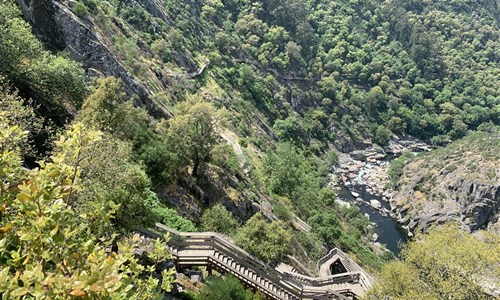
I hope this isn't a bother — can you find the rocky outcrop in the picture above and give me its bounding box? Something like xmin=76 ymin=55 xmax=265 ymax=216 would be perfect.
xmin=334 ymin=137 xmax=433 ymax=200
xmin=391 ymin=132 xmax=500 ymax=234
xmin=394 ymin=178 xmax=500 ymax=234
xmin=16 ymin=0 xmax=169 ymax=117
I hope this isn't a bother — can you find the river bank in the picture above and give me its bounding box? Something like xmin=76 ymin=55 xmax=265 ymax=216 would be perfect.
xmin=329 ymin=137 xmax=433 ymax=255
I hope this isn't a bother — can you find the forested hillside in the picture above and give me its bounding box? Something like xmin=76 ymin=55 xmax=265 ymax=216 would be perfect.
xmin=55 ymin=0 xmax=499 ymax=146
xmin=1 ymin=0 xmax=499 ymax=298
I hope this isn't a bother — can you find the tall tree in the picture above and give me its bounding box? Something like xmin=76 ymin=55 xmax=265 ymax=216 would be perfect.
xmin=162 ymin=97 xmax=225 ymax=177
xmin=201 ymin=204 xmax=239 ymax=236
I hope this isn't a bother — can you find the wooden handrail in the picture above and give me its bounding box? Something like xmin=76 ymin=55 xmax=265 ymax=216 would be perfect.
xmin=139 ymin=224 xmax=368 ymax=300
xmin=283 ymin=271 xmax=361 ymax=287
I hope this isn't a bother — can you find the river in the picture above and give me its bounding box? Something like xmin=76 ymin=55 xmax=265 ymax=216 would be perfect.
xmin=333 ymin=141 xmax=434 ymax=255
xmin=338 ymin=184 xmax=407 ymax=255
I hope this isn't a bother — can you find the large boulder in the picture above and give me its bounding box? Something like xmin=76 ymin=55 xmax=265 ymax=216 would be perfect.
xmin=370 ymin=199 xmax=382 ymax=210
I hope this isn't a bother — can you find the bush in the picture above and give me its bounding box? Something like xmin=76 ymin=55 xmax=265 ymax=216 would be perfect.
xmin=152 ymin=205 xmax=197 ymax=232
xmin=235 ymin=213 xmax=292 ymax=264
xmin=201 ymin=204 xmax=239 ymax=236
xmin=387 ymin=152 xmax=415 ymax=189
xmin=373 ymin=125 xmax=392 ymax=146
xmin=197 ymin=275 xmax=257 ymax=300
xmin=73 ymin=2 xmax=88 ymax=16
xmin=211 ymin=143 xmax=241 ymax=174
xmin=367 ymin=224 xmax=499 ymax=299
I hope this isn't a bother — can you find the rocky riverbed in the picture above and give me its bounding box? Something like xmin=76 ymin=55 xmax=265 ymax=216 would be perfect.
xmin=329 ymin=137 xmax=434 ymax=249
xmin=335 ymin=139 xmax=432 ymax=193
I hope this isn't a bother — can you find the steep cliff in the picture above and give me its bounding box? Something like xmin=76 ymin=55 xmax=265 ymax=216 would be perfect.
xmin=15 ymin=0 xmax=169 ymax=117
xmin=392 ymin=131 xmax=500 ymax=234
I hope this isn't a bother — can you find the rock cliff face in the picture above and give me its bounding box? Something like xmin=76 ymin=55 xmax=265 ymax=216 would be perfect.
xmin=16 ymin=0 xmax=168 ymax=117
xmin=391 ymin=132 xmax=500 ymax=234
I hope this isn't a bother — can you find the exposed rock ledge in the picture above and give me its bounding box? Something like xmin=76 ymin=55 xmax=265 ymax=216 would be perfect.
xmin=391 ymin=132 xmax=500 ymax=234
xmin=16 ymin=0 xmax=169 ymax=117
xmin=393 ymin=170 xmax=500 ymax=234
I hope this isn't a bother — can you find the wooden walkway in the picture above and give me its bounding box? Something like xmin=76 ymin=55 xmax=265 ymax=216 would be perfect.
xmin=138 ymin=224 xmax=373 ymax=300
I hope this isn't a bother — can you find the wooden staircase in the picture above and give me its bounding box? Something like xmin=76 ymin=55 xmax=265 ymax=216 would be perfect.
xmin=137 ymin=224 xmax=372 ymax=300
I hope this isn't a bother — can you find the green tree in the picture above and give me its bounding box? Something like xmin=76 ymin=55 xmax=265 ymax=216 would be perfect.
xmin=263 ymin=143 xmax=319 ymax=211
xmin=0 ymin=2 xmax=87 ymax=108
xmin=235 ymin=213 xmax=292 ymax=264
xmin=0 ymin=78 xmax=45 ymax=159
xmin=30 ymin=54 xmax=88 ymax=108
xmin=149 ymin=204 xmax=197 ymax=232
xmin=201 ymin=204 xmax=239 ymax=236
xmin=79 ymin=77 xmax=173 ymax=184
xmin=79 ymin=77 xmax=148 ymax=139
xmin=366 ymin=224 xmax=500 ymax=300
xmin=273 ymin=115 xmax=308 ymax=145
xmin=308 ymin=212 xmax=342 ymax=246
xmin=387 ymin=152 xmax=414 ymax=189
xmin=57 ymin=127 xmax=156 ymax=231
xmin=0 ymin=120 xmax=174 ymax=298
xmin=373 ymin=125 xmax=392 ymax=146
xmin=163 ymin=98 xmax=225 ymax=177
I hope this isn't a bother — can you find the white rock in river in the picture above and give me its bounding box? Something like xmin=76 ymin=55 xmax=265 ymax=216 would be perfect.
xmin=351 ymin=191 xmax=360 ymax=198
xmin=370 ymin=199 xmax=382 ymax=209
xmin=356 ymin=197 xmax=364 ymax=203
xmin=364 ymin=213 xmax=370 ymax=220
xmin=372 ymin=233 xmax=379 ymax=241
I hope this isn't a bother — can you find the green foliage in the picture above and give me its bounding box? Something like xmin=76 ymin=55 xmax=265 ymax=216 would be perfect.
xmin=73 ymin=2 xmax=89 ymax=16
xmin=197 ymin=275 xmax=261 ymax=300
xmin=56 ymin=127 xmax=156 ymax=232
xmin=149 ymin=203 xmax=197 ymax=232
xmin=235 ymin=213 xmax=292 ymax=264
xmin=236 ymin=64 xmax=272 ymax=111
xmin=0 ymin=121 xmax=174 ymax=298
xmin=79 ymin=77 xmax=174 ymax=184
xmin=0 ymin=78 xmax=45 ymax=159
xmin=366 ymin=224 xmax=500 ymax=299
xmin=262 ymin=142 xmax=383 ymax=269
xmin=292 ymin=231 xmax=325 ymax=264
xmin=211 ymin=143 xmax=241 ymax=174
xmin=273 ymin=116 xmax=308 ymax=145
xmin=6 ymin=0 xmax=499 ymax=290
xmin=151 ymin=39 xmax=173 ymax=62
xmin=201 ymin=204 xmax=239 ymax=236
xmin=0 ymin=2 xmax=87 ymax=108
xmin=263 ymin=143 xmax=319 ymax=212
xmin=387 ymin=152 xmax=415 ymax=189
xmin=71 ymin=0 xmax=499 ymax=145
xmin=162 ymin=97 xmax=226 ymax=177
xmin=373 ymin=125 xmax=392 ymax=146
xmin=79 ymin=77 xmax=148 ymax=138
xmin=308 ymin=212 xmax=343 ymax=246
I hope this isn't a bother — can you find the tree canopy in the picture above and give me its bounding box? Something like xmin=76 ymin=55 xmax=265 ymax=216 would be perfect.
xmin=201 ymin=204 xmax=239 ymax=236
xmin=366 ymin=224 xmax=500 ymax=299
xmin=235 ymin=213 xmax=292 ymax=264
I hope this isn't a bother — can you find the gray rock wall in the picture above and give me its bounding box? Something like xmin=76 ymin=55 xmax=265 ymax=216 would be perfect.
xmin=393 ymin=176 xmax=500 ymax=234
xmin=16 ymin=0 xmax=168 ymax=117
